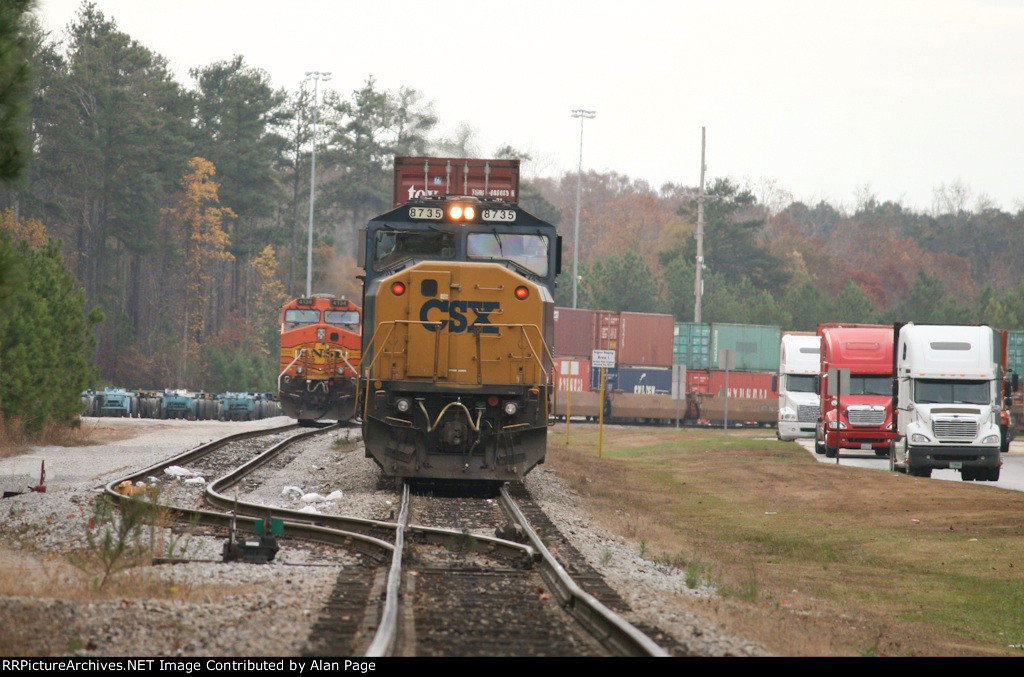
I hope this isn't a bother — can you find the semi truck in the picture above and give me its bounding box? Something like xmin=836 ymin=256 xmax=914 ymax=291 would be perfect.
xmin=776 ymin=333 xmax=821 ymax=441
xmin=890 ymin=323 xmax=1012 ymax=480
xmin=815 ymin=324 xmax=897 ymax=458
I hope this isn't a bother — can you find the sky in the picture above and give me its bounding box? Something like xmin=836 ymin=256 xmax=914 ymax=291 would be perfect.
xmin=32 ymin=0 xmax=1024 ymax=213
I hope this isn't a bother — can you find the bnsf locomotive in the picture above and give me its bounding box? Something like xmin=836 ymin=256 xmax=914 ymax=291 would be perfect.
xmin=278 ymin=294 xmax=362 ymax=426
xmin=359 ymin=188 xmax=561 ymax=483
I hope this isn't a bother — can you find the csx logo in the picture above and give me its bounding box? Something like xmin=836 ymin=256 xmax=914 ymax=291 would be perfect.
xmin=420 ymin=299 xmax=499 ymax=333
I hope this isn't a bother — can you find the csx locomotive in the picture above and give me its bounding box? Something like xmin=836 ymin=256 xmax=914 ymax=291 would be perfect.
xmin=278 ymin=294 xmax=362 ymax=425
xmin=359 ymin=194 xmax=560 ymax=483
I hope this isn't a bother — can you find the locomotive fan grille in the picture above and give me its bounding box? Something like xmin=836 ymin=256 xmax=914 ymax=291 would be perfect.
xmin=932 ymin=418 xmax=978 ymax=440
xmin=847 ymin=406 xmax=885 ymax=426
xmin=797 ymin=405 xmax=818 ymax=422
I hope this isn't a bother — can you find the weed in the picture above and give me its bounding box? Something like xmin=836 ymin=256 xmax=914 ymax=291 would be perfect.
xmin=639 ymin=539 xmax=649 ymax=559
xmin=70 ymin=495 xmax=154 ymax=591
xmin=685 ymin=562 xmax=706 ymax=589
xmin=453 ymin=529 xmax=477 ymax=558
xmin=600 ymin=549 xmax=613 ymax=566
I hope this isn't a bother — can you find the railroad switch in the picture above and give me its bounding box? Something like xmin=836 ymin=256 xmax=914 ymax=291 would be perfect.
xmin=222 ymin=515 xmax=284 ymax=564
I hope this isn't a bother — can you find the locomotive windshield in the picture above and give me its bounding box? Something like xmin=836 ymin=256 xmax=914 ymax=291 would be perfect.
xmin=284 ymin=309 xmax=320 ymax=328
xmin=325 ymin=310 xmax=360 ymax=328
xmin=468 ymin=233 xmax=550 ymax=277
xmin=374 ymin=230 xmax=456 ymax=271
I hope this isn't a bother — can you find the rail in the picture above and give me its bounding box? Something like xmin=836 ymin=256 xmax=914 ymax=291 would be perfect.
xmin=499 ymin=485 xmax=669 ymax=657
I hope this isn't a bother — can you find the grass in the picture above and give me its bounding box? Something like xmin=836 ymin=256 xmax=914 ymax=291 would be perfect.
xmin=548 ymin=422 xmax=1024 ymax=656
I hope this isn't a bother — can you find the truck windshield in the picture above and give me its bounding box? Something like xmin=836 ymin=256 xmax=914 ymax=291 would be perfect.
xmin=914 ymin=379 xmax=991 ymax=405
xmin=785 ymin=374 xmax=817 ymax=393
xmin=849 ymin=375 xmax=891 ymax=396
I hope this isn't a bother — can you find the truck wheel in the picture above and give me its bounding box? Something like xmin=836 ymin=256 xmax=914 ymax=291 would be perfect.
xmin=824 ymin=444 xmax=837 ymax=459
xmin=909 ymin=466 xmax=932 ymax=478
xmin=986 ymin=467 xmax=1000 ymax=482
xmin=960 ymin=469 xmax=976 ymax=481
xmin=814 ymin=438 xmax=825 ymax=455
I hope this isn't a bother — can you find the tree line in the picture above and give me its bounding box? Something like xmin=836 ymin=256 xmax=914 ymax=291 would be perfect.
xmin=3 ymin=1 xmax=1024 ymax=436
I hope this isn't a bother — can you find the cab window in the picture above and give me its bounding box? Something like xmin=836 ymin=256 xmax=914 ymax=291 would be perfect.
xmin=467 ymin=233 xmax=549 ymax=276
xmin=374 ymin=230 xmax=456 ymax=271
xmin=284 ymin=309 xmax=320 ymax=329
xmin=325 ymin=310 xmax=360 ymax=328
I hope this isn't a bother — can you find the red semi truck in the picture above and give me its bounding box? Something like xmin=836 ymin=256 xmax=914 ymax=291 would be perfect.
xmin=815 ymin=323 xmax=897 ymax=458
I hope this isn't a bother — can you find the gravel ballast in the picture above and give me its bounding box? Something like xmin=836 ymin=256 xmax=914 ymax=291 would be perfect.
xmin=0 ymin=417 xmax=768 ymax=657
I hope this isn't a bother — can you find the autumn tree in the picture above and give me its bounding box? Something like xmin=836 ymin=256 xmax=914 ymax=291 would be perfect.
xmin=161 ymin=158 xmax=235 ymax=385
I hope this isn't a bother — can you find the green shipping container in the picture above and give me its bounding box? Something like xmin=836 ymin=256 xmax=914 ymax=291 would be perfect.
xmin=673 ymin=322 xmax=711 ymax=369
xmin=709 ymin=323 xmax=781 ymax=372
xmin=1007 ymin=330 xmax=1024 ymax=375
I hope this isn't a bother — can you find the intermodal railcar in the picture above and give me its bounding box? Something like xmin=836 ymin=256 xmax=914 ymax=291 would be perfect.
xmin=278 ymin=294 xmax=362 ymax=426
xmin=359 ymin=182 xmax=560 ymax=483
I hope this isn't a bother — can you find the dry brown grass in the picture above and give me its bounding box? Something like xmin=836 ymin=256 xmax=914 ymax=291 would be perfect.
xmin=0 ymin=416 xmax=138 ymax=458
xmin=0 ymin=549 xmax=238 ymax=603
xmin=545 ymin=423 xmax=1024 ymax=657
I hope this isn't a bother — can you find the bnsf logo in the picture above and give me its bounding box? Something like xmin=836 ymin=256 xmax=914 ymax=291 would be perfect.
xmin=419 ymin=300 xmax=499 ymax=333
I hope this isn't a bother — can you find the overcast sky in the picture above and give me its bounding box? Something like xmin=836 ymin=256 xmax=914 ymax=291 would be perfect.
xmin=33 ymin=0 xmax=1024 ymax=213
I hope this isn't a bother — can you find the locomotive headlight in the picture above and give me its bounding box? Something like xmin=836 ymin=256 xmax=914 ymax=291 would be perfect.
xmin=296 ymin=366 xmax=305 ymax=375
xmin=449 ymin=205 xmax=463 ymax=220
xmin=504 ymin=402 xmax=519 ymax=416
xmin=463 ymin=206 xmax=476 ymax=220
xmin=395 ymin=398 xmax=412 ymax=413
xmin=317 ymin=327 xmax=326 ymax=341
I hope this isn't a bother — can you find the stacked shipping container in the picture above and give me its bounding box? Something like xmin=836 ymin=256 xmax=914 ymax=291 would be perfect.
xmin=551 ymin=308 xmax=781 ymax=424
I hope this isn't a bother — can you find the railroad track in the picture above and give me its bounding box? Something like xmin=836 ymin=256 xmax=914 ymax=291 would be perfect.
xmin=103 ymin=426 xmax=674 ymax=656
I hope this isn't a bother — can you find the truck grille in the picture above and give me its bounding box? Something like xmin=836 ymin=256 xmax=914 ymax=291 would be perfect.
xmin=932 ymin=419 xmax=978 ymax=440
xmin=847 ymin=406 xmax=885 ymax=426
xmin=797 ymin=405 xmax=818 ymax=422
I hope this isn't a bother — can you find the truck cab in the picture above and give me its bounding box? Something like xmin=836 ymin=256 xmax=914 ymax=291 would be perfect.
xmin=815 ymin=324 xmax=897 ymax=458
xmin=777 ymin=333 xmax=821 ymax=441
xmin=890 ymin=323 xmax=1004 ymax=481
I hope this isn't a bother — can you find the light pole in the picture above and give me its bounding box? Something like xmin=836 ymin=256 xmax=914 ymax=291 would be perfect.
xmin=304 ymin=70 xmax=331 ymax=297
xmin=571 ymin=109 xmax=595 ymax=309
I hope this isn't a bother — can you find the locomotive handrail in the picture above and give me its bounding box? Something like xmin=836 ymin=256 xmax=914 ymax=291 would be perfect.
xmin=277 ymin=348 xmax=306 ymax=392
xmin=359 ymin=319 xmax=554 ymax=424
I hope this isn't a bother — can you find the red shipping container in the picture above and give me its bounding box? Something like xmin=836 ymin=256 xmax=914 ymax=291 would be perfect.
xmin=619 ymin=311 xmax=675 ymax=368
xmin=706 ymin=370 xmax=776 ymax=399
xmin=687 ymin=369 xmax=711 ymax=395
xmin=553 ymin=307 xmax=596 ymax=358
xmin=552 ymin=358 xmax=591 ymax=392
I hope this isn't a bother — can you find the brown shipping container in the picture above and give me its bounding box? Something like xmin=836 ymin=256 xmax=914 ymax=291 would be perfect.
xmin=594 ymin=311 xmax=621 ymax=353
xmin=393 ymin=157 xmax=520 ymax=206
xmin=552 ymin=357 xmax=592 ymax=392
xmin=618 ymin=312 xmax=675 ymax=367
xmin=707 ymin=370 xmax=776 ymax=399
xmin=553 ymin=307 xmax=596 ymax=358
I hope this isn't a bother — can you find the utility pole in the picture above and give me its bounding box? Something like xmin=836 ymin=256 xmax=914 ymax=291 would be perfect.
xmin=694 ymin=127 xmax=707 ymax=323
xmin=571 ymin=109 xmax=596 ymax=309
xmin=304 ymin=71 xmax=331 ymax=297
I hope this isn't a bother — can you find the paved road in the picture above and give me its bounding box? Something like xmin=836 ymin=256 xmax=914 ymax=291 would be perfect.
xmin=795 ymin=438 xmax=1024 ymax=491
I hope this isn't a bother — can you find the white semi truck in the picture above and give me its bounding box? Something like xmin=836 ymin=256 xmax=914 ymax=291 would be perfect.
xmin=890 ymin=323 xmax=1008 ymax=481
xmin=776 ymin=333 xmax=821 ymax=441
